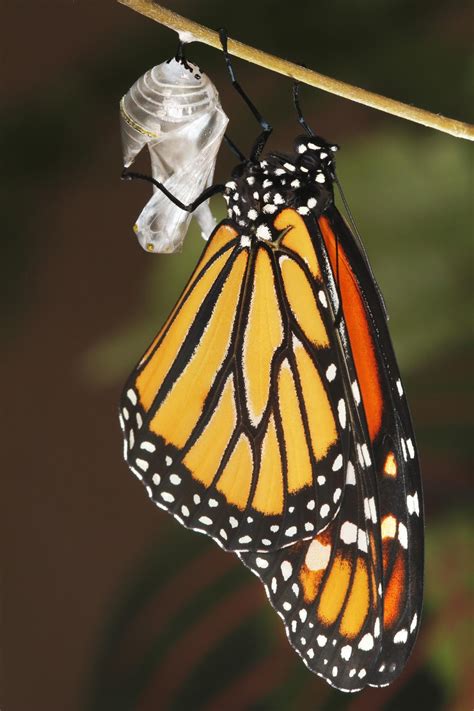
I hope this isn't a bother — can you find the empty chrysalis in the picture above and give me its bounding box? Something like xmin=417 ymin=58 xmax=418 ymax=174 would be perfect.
xmin=120 ymin=57 xmax=228 ymax=253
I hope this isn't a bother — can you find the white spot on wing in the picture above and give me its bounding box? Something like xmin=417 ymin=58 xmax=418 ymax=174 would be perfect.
xmin=346 ymin=461 xmax=356 ymax=485
xmin=401 ymin=438 xmax=408 ymax=462
xmin=340 ymin=521 xmax=357 ymax=545
xmin=362 ymin=444 xmax=372 ymax=467
xmin=352 ymin=380 xmax=361 ymax=405
xmin=305 ymin=539 xmax=331 ymax=571
xmin=358 ymin=529 xmax=368 ymax=553
xmin=140 ymin=441 xmax=155 ymax=453
xmin=398 ymin=522 xmax=408 ymax=549
xmin=358 ymin=633 xmax=374 ymax=651
xmin=374 ymin=617 xmax=381 ymax=638
xmin=256 ymin=224 xmax=272 ymax=241
xmin=127 ymin=389 xmax=137 ymax=405
xmin=407 ymin=492 xmax=420 ymax=516
xmin=341 ymin=645 xmax=352 ymax=660
xmin=320 ymin=503 xmax=330 ymax=518
xmin=338 ymin=399 xmax=347 ymax=428
xmin=394 ymin=629 xmax=408 ymax=644
xmin=381 ymin=514 xmax=397 ymax=540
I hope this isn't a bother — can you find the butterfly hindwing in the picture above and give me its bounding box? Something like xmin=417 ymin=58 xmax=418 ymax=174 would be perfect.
xmin=239 ymin=423 xmax=384 ymax=693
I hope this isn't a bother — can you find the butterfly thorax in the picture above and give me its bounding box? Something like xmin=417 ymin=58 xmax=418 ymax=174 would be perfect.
xmin=223 ymin=136 xmax=338 ymax=243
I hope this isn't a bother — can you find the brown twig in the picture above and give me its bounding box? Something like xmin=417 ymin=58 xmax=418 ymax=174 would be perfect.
xmin=116 ymin=0 xmax=474 ymax=142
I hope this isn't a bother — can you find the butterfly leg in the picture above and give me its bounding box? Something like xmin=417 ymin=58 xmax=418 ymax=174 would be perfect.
xmin=121 ymin=168 xmax=225 ymax=213
xmin=218 ymin=27 xmax=272 ymax=161
xmin=292 ymin=79 xmax=315 ymax=137
xmin=223 ymin=134 xmax=246 ymax=162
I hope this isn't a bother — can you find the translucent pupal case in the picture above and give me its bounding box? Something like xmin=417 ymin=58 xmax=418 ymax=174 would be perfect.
xmin=120 ymin=58 xmax=228 ymax=253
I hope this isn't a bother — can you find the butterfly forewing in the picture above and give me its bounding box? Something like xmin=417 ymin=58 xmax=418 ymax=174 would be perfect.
xmin=120 ymin=212 xmax=354 ymax=552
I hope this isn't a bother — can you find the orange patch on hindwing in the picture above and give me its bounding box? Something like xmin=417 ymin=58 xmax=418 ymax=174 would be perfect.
xmin=339 ymin=558 xmax=370 ymax=638
xmin=383 ymin=550 xmax=406 ymax=628
xmin=318 ymin=555 xmax=351 ymax=625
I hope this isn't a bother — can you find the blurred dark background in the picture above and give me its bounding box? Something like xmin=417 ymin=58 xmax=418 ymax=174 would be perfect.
xmin=2 ymin=1 xmax=473 ymax=710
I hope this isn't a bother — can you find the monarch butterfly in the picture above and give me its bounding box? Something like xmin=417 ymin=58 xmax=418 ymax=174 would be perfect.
xmin=119 ymin=31 xmax=423 ymax=692
xmin=120 ymin=50 xmax=228 ymax=253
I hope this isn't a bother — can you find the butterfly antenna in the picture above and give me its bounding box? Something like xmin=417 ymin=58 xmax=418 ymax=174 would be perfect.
xmin=218 ymin=28 xmax=272 ymax=162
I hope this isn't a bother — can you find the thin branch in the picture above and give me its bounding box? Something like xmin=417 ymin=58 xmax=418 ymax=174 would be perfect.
xmin=117 ymin=0 xmax=474 ymax=142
